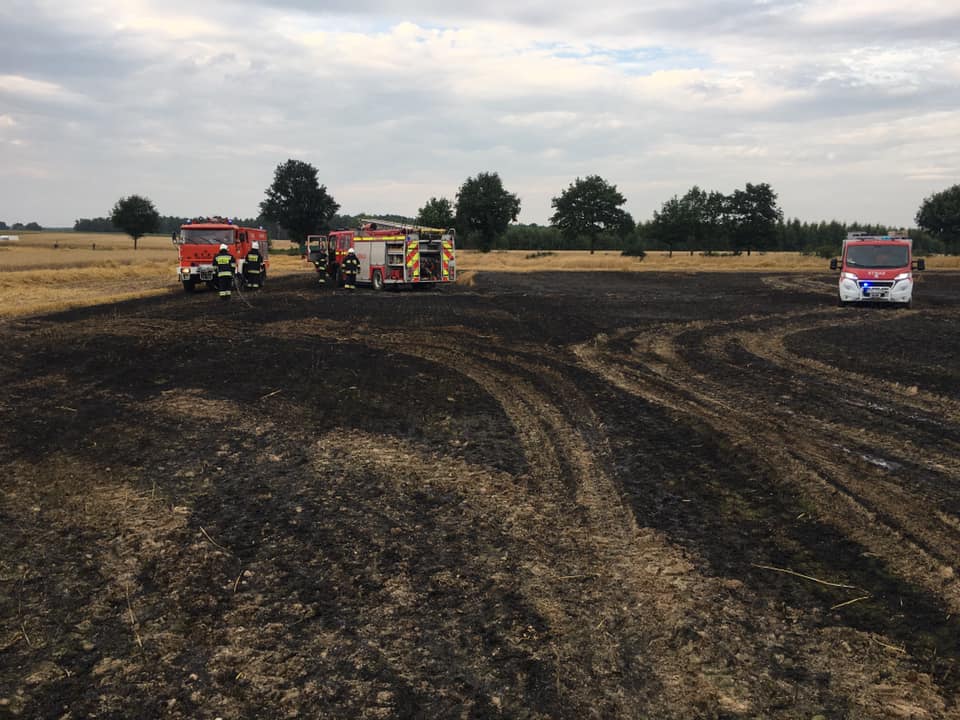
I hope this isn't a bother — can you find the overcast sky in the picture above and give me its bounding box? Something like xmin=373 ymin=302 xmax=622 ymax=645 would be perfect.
xmin=2 ymin=0 xmax=958 ymax=228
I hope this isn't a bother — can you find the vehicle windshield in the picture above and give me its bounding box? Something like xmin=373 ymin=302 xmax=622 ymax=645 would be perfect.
xmin=179 ymin=228 xmax=234 ymax=245
xmin=845 ymin=244 xmax=909 ymax=269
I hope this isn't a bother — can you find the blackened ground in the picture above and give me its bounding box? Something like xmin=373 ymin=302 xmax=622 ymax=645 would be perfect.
xmin=1 ymin=271 xmax=959 ymax=719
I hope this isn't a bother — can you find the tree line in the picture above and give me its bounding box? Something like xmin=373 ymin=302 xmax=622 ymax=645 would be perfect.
xmin=88 ymin=159 xmax=960 ymax=255
xmin=0 ymin=221 xmax=43 ymax=231
xmin=74 ymin=214 xmax=286 ymax=237
xmin=258 ymin=161 xmax=960 ymax=256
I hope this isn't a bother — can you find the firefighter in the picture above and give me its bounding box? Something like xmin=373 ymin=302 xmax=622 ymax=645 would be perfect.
xmin=312 ymin=239 xmax=328 ymax=285
xmin=213 ymin=243 xmax=235 ymax=300
xmin=341 ymin=246 xmax=360 ymax=290
xmin=243 ymin=241 xmax=263 ymax=289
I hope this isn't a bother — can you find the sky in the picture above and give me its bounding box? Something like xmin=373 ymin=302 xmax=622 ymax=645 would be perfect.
xmin=1 ymin=0 xmax=958 ymax=229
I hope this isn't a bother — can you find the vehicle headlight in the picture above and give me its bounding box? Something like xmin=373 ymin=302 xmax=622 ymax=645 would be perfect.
xmin=841 ymin=272 xmax=858 ymax=281
xmin=894 ymin=272 xmax=910 ymax=281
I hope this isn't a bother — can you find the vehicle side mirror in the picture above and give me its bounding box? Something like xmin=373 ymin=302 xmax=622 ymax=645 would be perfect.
xmin=829 ymin=258 xmax=838 ymax=271
xmin=912 ymin=259 xmax=925 ymax=271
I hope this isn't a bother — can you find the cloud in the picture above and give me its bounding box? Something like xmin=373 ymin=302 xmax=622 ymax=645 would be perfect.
xmin=0 ymin=74 xmax=77 ymax=100
xmin=0 ymin=0 xmax=958 ymax=227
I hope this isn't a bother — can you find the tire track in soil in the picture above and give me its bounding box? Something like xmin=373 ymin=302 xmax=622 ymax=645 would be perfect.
xmin=709 ymin=311 xmax=960 ymax=586
xmin=731 ymin=311 xmax=960 ymax=539
xmin=263 ymin=318 xmax=954 ymax=718
xmin=573 ymin=306 xmax=960 ymax=692
xmin=695 ymin=311 xmax=960 ymax=556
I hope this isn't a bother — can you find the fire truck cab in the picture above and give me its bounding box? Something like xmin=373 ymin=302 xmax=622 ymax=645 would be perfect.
xmin=307 ymin=220 xmax=456 ymax=290
xmin=830 ymin=232 xmax=924 ymax=308
xmin=174 ymin=218 xmax=269 ymax=292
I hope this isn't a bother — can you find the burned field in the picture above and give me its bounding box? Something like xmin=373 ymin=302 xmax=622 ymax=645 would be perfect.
xmin=2 ymin=270 xmax=959 ymax=719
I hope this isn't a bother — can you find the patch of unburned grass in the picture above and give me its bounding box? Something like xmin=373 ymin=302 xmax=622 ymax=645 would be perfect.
xmin=1 ymin=232 xmax=177 ymax=271
xmin=0 ymin=262 xmax=177 ymax=319
xmin=458 ymin=250 xmax=960 ymax=273
xmin=0 ymin=237 xmax=311 ymax=318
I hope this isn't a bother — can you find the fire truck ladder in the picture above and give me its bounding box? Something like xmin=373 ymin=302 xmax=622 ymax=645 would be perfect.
xmin=360 ymin=218 xmax=450 ymax=239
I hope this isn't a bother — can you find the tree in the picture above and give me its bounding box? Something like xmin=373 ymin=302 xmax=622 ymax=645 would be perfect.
xmin=550 ymin=175 xmax=630 ymax=254
xmin=649 ymin=195 xmax=690 ymax=257
xmin=417 ymin=197 xmax=454 ymax=229
xmin=648 ymin=186 xmax=712 ymax=256
xmin=916 ymin=184 xmax=960 ymax=253
xmin=726 ymin=182 xmax=782 ymax=255
xmin=703 ymin=191 xmax=729 ymax=254
xmin=0 ymin=221 xmax=7 ymax=230
xmin=329 ymin=213 xmax=360 ymax=232
xmin=455 ymin=172 xmax=521 ymax=252
xmin=109 ymin=195 xmax=160 ymax=249
xmin=260 ymin=159 xmax=339 ymax=250
xmin=25 ymin=222 xmax=42 ymax=231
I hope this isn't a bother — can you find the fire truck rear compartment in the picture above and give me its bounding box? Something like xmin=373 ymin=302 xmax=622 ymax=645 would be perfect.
xmin=419 ymin=247 xmax=443 ymax=281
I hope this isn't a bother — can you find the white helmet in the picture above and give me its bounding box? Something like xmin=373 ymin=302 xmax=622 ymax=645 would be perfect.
xmin=219 ymin=243 xmax=228 ymax=251
xmin=252 ymin=241 xmax=259 ymax=250
xmin=348 ymin=247 xmax=356 ymax=254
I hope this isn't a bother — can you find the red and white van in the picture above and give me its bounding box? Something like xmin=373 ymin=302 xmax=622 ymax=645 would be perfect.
xmin=830 ymin=232 xmax=924 ymax=308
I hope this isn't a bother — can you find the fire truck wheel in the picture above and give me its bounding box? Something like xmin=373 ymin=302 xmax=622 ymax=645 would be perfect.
xmin=372 ymin=270 xmax=384 ymax=291
xmin=182 ymin=279 xmax=196 ymax=293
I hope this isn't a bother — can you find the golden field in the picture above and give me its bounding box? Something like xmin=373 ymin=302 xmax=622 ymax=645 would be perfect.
xmin=1 ymin=231 xmax=957 ymax=319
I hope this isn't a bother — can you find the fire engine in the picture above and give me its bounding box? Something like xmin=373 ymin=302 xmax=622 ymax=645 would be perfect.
xmin=173 ymin=218 xmax=269 ymax=292
xmin=306 ymin=219 xmax=456 ymax=290
xmin=829 ymin=232 xmax=924 ymax=307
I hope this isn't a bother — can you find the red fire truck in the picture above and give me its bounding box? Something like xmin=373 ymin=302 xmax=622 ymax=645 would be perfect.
xmin=829 ymin=232 xmax=924 ymax=307
xmin=174 ymin=218 xmax=269 ymax=292
xmin=306 ymin=219 xmax=456 ymax=290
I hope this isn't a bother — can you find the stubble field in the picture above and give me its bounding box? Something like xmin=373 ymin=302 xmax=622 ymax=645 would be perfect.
xmin=1 ymin=235 xmax=959 ymax=718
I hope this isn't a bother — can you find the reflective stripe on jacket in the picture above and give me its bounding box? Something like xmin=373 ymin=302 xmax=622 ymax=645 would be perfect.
xmin=214 ymin=252 xmax=235 ymax=277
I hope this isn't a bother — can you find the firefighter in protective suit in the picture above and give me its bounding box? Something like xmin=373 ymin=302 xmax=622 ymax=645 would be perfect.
xmin=213 ymin=243 xmax=236 ymax=299
xmin=312 ymin=239 xmax=328 ymax=285
xmin=341 ymin=247 xmax=360 ymax=290
xmin=243 ymin=241 xmax=263 ymax=289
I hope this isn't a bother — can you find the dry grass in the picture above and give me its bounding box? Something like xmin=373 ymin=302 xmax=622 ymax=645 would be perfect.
xmin=1 ymin=233 xmax=956 ymax=320
xmin=0 ymin=263 xmax=175 ymax=319
xmin=458 ymin=249 xmax=960 ymax=272
xmin=0 ymin=234 xmax=309 ymax=319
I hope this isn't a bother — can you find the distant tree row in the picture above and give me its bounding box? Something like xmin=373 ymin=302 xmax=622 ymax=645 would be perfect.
xmin=82 ymin=167 xmax=960 ymax=255
xmin=76 ymin=201 xmax=285 ymax=250
xmin=0 ymin=221 xmax=42 ymax=231
xmin=74 ymin=215 xmax=187 ymax=234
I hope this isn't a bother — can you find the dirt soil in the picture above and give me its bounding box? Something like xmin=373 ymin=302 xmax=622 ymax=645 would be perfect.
xmin=2 ymin=270 xmax=959 ymax=719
